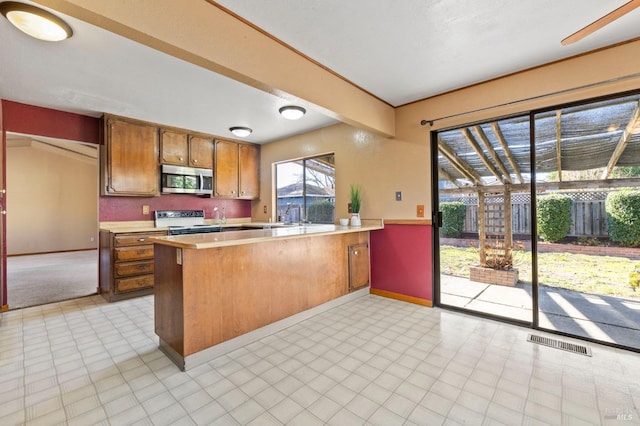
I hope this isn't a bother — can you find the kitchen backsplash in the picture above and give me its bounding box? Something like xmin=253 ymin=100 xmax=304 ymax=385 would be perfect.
xmin=99 ymin=194 xmax=251 ymax=221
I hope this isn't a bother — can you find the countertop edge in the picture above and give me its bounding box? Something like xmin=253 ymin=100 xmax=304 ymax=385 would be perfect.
xmin=149 ymin=224 xmax=383 ymax=249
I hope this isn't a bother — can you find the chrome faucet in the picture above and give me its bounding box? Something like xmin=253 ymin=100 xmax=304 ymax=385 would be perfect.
xmin=285 ymin=202 xmax=304 ymax=225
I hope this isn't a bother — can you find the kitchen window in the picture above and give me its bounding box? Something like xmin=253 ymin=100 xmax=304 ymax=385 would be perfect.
xmin=275 ymin=154 xmax=335 ymax=224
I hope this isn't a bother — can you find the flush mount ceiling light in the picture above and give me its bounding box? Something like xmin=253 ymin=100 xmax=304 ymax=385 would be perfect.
xmin=0 ymin=1 xmax=72 ymax=41
xmin=279 ymin=105 xmax=306 ymax=120
xmin=229 ymin=126 xmax=252 ymax=138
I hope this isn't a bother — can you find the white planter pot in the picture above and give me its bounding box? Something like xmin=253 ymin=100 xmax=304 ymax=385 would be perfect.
xmin=350 ymin=213 xmax=361 ymax=227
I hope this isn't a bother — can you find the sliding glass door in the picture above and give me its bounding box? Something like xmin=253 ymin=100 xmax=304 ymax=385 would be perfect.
xmin=533 ymin=95 xmax=640 ymax=350
xmin=434 ymin=91 xmax=640 ymax=351
xmin=434 ymin=115 xmax=533 ymax=324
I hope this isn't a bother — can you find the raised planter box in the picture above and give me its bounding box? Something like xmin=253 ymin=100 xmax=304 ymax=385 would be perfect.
xmin=469 ymin=265 xmax=518 ymax=287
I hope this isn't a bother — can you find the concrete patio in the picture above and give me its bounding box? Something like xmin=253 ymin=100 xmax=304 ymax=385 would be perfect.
xmin=441 ymin=274 xmax=640 ymax=350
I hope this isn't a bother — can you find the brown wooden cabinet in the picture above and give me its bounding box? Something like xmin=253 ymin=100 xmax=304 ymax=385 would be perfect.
xmin=188 ymin=135 xmax=214 ymax=168
xmin=102 ymin=115 xmax=159 ymax=196
xmin=214 ymin=139 xmax=259 ymax=199
xmin=99 ymin=230 xmax=166 ymax=302
xmin=348 ymin=242 xmax=370 ymax=291
xmin=159 ymin=129 xmax=188 ymax=165
xmin=160 ymin=129 xmax=213 ymax=169
xmin=239 ymin=143 xmax=259 ymax=199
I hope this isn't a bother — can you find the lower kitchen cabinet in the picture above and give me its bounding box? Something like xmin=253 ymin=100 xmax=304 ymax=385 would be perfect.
xmin=99 ymin=230 xmax=166 ymax=301
xmin=348 ymin=242 xmax=370 ymax=291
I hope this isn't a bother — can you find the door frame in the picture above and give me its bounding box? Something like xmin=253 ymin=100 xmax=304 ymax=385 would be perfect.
xmin=430 ymin=116 xmax=535 ymax=327
xmin=431 ymin=90 xmax=640 ymax=353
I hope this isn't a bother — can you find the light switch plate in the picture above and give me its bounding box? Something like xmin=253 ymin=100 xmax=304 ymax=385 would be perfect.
xmin=395 ymin=191 xmax=402 ymax=201
xmin=417 ymin=204 xmax=425 ymax=217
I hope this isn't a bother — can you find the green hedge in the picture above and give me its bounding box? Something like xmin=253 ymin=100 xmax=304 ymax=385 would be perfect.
xmin=440 ymin=202 xmax=466 ymax=238
xmin=307 ymin=199 xmax=334 ymax=224
xmin=537 ymin=194 xmax=572 ymax=242
xmin=606 ymin=190 xmax=640 ymax=247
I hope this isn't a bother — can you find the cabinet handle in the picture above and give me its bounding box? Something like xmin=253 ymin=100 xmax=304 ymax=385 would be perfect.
xmin=138 ymin=238 xmax=146 ymax=242
xmin=193 ymin=159 xmax=197 ymax=164
xmin=231 ymin=190 xmax=236 ymax=194
xmin=179 ymin=157 xmax=184 ymax=162
xmin=353 ymin=250 xmax=358 ymax=255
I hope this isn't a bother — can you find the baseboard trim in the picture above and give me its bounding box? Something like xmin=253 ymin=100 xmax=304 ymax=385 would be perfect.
xmin=8 ymin=248 xmax=97 ymax=257
xmin=370 ymin=288 xmax=433 ymax=307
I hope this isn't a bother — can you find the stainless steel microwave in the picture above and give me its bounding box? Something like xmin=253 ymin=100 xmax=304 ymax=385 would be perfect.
xmin=161 ymin=164 xmax=213 ymax=195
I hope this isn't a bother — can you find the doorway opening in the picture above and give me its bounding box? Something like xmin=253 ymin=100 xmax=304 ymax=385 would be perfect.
xmin=6 ymin=133 xmax=99 ymax=309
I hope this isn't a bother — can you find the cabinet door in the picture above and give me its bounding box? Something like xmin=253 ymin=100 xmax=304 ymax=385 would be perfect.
xmin=160 ymin=129 xmax=188 ymax=165
xmin=239 ymin=144 xmax=259 ymax=199
xmin=215 ymin=140 xmax=239 ymax=197
xmin=189 ymin=136 xmax=214 ymax=169
xmin=349 ymin=243 xmax=370 ymax=291
xmin=103 ymin=117 xmax=159 ymax=196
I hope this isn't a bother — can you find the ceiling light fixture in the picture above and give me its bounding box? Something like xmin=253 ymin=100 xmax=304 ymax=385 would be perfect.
xmin=279 ymin=105 xmax=306 ymax=120
xmin=0 ymin=1 xmax=73 ymax=41
xmin=229 ymin=126 xmax=252 ymax=138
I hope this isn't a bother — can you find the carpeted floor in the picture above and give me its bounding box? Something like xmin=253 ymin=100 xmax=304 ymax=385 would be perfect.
xmin=7 ymin=250 xmax=98 ymax=309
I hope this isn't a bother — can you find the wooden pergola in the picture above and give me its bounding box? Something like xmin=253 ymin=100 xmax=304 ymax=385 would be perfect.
xmin=437 ymin=94 xmax=640 ymax=265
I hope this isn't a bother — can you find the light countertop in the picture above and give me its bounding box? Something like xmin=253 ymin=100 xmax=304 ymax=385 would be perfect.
xmin=148 ymin=220 xmax=383 ymax=249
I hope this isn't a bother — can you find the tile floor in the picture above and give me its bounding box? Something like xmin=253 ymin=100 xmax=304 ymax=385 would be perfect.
xmin=0 ymin=294 xmax=639 ymax=425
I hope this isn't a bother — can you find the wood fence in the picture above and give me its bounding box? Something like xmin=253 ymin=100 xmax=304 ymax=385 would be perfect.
xmin=461 ymin=198 xmax=608 ymax=237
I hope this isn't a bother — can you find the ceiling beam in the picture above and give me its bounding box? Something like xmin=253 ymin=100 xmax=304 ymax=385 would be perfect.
xmin=471 ymin=125 xmax=512 ymax=184
xmin=438 ymin=137 xmax=483 ymax=185
xmin=490 ymin=122 xmax=524 ymax=184
xmin=439 ymin=177 xmax=640 ymax=195
xmin=461 ymin=128 xmax=504 ymax=183
xmin=32 ymin=0 xmax=395 ymax=137
xmin=438 ymin=167 xmax=461 ymax=188
xmin=601 ymin=100 xmax=640 ymax=179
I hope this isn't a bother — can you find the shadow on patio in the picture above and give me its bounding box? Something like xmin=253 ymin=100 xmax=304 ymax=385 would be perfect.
xmin=441 ymin=274 xmax=640 ymax=350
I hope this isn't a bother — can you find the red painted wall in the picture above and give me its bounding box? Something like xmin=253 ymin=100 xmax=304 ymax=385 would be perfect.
xmin=100 ymin=195 xmax=251 ymax=221
xmin=2 ymin=100 xmax=100 ymax=144
xmin=370 ymin=224 xmax=433 ymax=301
xmin=1 ymin=100 xmax=252 ymax=307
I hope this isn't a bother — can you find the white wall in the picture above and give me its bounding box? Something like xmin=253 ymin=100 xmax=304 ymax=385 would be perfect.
xmin=7 ymin=139 xmax=98 ymax=255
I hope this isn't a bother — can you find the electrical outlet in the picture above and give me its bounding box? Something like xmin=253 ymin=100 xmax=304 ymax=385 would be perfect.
xmin=263 ymin=205 xmax=267 ymax=214
xmin=142 ymin=205 xmax=150 ymax=215
xmin=348 ymin=203 xmax=353 ymax=214
xmin=395 ymin=191 xmax=402 ymax=201
xmin=417 ymin=204 xmax=425 ymax=217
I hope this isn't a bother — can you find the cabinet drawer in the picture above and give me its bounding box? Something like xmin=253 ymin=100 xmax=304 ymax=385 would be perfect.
xmin=114 ymin=246 xmax=154 ymax=262
xmin=116 ymin=274 xmax=154 ymax=293
xmin=115 ymin=260 xmax=154 ymax=277
xmin=115 ymin=232 xmax=165 ymax=247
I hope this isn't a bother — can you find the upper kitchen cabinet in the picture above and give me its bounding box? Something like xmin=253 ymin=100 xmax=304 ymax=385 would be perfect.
xmin=188 ymin=135 xmax=214 ymax=169
xmin=239 ymin=143 xmax=259 ymax=199
xmin=214 ymin=140 xmax=260 ymax=199
xmin=160 ymin=129 xmax=213 ymax=169
xmin=101 ymin=115 xmax=159 ymax=196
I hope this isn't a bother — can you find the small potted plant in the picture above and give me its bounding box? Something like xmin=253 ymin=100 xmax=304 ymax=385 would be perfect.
xmin=350 ymin=184 xmax=362 ymax=227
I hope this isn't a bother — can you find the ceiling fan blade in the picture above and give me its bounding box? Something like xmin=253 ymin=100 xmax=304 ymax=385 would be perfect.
xmin=561 ymin=0 xmax=640 ymax=45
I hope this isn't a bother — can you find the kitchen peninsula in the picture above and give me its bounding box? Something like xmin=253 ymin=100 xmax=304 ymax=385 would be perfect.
xmin=150 ymin=221 xmax=383 ymax=370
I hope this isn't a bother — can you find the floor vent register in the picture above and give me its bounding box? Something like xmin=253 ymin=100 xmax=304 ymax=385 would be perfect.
xmin=527 ymin=334 xmax=592 ymax=356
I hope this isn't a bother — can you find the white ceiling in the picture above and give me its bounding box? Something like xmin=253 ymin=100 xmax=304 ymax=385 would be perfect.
xmin=1 ymin=1 xmax=639 ymax=144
